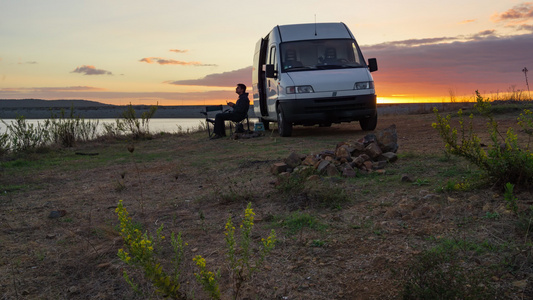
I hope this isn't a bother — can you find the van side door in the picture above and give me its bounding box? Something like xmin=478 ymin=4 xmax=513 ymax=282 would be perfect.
xmin=253 ymin=38 xmax=269 ymax=117
xmin=266 ymin=45 xmax=279 ymax=104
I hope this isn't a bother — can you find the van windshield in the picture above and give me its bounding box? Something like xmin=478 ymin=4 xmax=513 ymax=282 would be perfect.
xmin=280 ymin=39 xmax=366 ymax=72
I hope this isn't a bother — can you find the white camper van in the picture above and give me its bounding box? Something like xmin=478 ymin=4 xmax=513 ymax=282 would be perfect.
xmin=252 ymin=22 xmax=378 ymax=137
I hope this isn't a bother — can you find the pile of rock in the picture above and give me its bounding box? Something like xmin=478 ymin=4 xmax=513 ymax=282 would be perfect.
xmin=270 ymin=125 xmax=399 ymax=178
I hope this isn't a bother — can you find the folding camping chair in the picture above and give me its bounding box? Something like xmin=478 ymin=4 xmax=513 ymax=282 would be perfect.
xmin=229 ymin=114 xmax=251 ymax=135
xmin=201 ymin=105 xmax=251 ymax=138
xmin=201 ymin=105 xmax=224 ymax=138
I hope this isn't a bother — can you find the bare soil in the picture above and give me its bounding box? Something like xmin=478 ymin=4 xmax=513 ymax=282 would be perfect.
xmin=1 ymin=112 xmax=532 ymax=299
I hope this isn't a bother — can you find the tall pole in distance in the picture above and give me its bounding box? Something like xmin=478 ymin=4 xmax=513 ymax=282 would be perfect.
xmin=523 ymin=67 xmax=530 ymax=99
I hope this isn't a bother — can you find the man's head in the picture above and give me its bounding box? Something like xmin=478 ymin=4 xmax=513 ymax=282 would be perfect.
xmin=236 ymin=83 xmax=246 ymax=95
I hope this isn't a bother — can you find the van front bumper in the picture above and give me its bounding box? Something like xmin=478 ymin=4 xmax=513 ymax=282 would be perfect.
xmin=278 ymin=94 xmax=376 ymax=125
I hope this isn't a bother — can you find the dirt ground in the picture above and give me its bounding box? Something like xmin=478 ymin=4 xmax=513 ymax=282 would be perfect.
xmin=1 ymin=111 xmax=532 ymax=299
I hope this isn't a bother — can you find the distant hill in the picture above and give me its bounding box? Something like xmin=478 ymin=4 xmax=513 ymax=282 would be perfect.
xmin=0 ymin=99 xmax=114 ymax=108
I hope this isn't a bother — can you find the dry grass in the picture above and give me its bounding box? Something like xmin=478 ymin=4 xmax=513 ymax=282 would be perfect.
xmin=1 ymin=113 xmax=533 ymax=299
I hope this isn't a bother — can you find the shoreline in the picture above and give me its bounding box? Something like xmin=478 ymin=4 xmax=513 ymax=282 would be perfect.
xmin=0 ymin=103 xmax=473 ymax=119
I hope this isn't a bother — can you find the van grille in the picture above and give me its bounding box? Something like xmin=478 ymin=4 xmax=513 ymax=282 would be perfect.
xmin=303 ymin=96 xmax=375 ymax=113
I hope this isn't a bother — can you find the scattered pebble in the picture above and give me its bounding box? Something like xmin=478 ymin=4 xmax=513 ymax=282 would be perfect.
xmin=48 ymin=210 xmax=67 ymax=218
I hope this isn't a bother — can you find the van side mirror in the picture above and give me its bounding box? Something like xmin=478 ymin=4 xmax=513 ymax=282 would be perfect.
xmin=264 ymin=64 xmax=276 ymax=78
xmin=368 ymin=58 xmax=378 ymax=72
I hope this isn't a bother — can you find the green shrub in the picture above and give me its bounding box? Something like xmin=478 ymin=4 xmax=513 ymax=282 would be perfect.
xmin=1 ymin=108 xmax=99 ymax=152
xmin=47 ymin=108 xmax=99 ymax=147
xmin=432 ymin=91 xmax=533 ymax=187
xmin=1 ymin=116 xmax=51 ymax=152
xmin=402 ymin=244 xmax=495 ymax=299
xmin=277 ymin=211 xmax=327 ymax=235
xmin=307 ymin=181 xmax=350 ymax=209
xmin=120 ymin=103 xmax=158 ymax=139
xmin=275 ymin=170 xmax=311 ymax=195
xmin=0 ymin=132 xmax=9 ymax=156
xmin=504 ymin=182 xmax=518 ymax=213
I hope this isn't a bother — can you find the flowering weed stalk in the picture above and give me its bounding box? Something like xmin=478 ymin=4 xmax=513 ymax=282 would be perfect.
xmin=224 ymin=202 xmax=276 ymax=299
xmin=116 ymin=200 xmax=185 ymax=299
xmin=116 ymin=200 xmax=275 ymax=299
xmin=193 ymin=255 xmax=221 ymax=299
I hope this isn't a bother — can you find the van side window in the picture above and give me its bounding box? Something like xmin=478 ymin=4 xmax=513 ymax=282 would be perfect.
xmin=268 ymin=47 xmax=277 ymax=72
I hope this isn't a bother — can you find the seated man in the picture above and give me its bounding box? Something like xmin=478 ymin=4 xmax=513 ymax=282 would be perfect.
xmin=212 ymin=83 xmax=250 ymax=139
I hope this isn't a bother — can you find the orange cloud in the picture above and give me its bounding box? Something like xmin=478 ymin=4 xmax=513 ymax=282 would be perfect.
xmin=139 ymin=57 xmax=217 ymax=66
xmin=170 ymin=49 xmax=188 ymax=53
xmin=492 ymin=2 xmax=533 ymax=25
xmin=459 ymin=19 xmax=476 ymax=24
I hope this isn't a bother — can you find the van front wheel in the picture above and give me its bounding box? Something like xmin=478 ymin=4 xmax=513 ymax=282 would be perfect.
xmin=360 ymin=114 xmax=378 ymax=131
xmin=277 ymin=106 xmax=293 ymax=137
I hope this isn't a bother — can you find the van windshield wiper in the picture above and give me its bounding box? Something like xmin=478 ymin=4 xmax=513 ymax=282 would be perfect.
xmin=316 ymin=64 xmax=343 ymax=69
xmin=316 ymin=64 xmax=362 ymax=70
xmin=284 ymin=66 xmax=315 ymax=71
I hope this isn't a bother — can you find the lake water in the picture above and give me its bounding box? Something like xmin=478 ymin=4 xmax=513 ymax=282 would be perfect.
xmin=0 ymin=118 xmax=207 ymax=134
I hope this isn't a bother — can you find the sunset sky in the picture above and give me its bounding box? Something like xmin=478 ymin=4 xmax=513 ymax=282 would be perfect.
xmin=1 ymin=1 xmax=532 ymax=105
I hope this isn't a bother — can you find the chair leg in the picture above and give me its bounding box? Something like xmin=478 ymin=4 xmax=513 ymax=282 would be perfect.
xmin=206 ymin=119 xmax=216 ymax=138
xmin=229 ymin=121 xmax=233 ymax=136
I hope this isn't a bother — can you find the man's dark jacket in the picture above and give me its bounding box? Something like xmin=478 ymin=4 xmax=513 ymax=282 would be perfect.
xmin=232 ymin=92 xmax=250 ymax=119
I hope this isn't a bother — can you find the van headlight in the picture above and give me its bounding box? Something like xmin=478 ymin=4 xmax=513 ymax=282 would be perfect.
xmin=354 ymin=81 xmax=374 ymax=90
xmin=286 ymin=85 xmax=314 ymax=94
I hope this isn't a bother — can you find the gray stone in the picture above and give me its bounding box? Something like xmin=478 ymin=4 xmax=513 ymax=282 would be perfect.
xmin=302 ymin=155 xmax=319 ymax=166
xmin=351 ymin=141 xmax=365 ymax=151
xmin=335 ymin=145 xmax=351 ymax=159
xmin=270 ymin=162 xmax=288 ymax=175
xmin=341 ymin=166 xmax=357 ymax=178
xmin=48 ymin=210 xmax=67 ymax=218
xmin=381 ymin=152 xmax=398 ymax=162
xmin=285 ymin=152 xmax=303 ymax=168
xmin=319 ymin=150 xmax=335 ymax=160
xmin=326 ymin=164 xmax=340 ymax=177
xmin=376 ymin=124 xmax=399 ymax=153
xmin=351 ymin=155 xmax=367 ymax=168
xmin=359 ymin=154 xmax=371 ymax=161
xmin=316 ymin=160 xmax=331 ymax=174
xmin=364 ymin=142 xmax=382 ymax=159
xmin=361 ymin=134 xmax=377 ymax=146
xmin=372 ymin=160 xmax=387 ymax=170
xmin=401 ymin=174 xmax=414 ymax=182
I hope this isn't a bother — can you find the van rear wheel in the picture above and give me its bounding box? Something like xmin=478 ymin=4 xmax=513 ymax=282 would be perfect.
xmin=277 ymin=106 xmax=293 ymax=137
xmin=360 ymin=114 xmax=378 ymax=131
